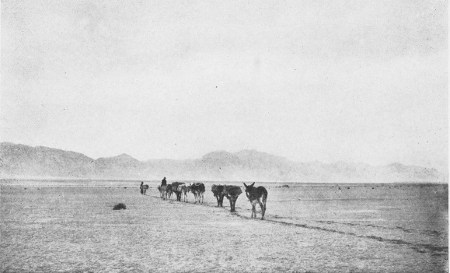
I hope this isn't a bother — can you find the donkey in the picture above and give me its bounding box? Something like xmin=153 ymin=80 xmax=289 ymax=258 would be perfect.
xmin=166 ymin=184 xmax=173 ymax=199
xmin=243 ymin=182 xmax=268 ymax=220
xmin=158 ymin=185 xmax=167 ymax=200
xmin=190 ymin=183 xmax=205 ymax=204
xmin=181 ymin=184 xmax=191 ymax=202
xmin=224 ymin=185 xmax=242 ymax=212
xmin=142 ymin=184 xmax=149 ymax=195
xmin=171 ymin=182 xmax=185 ymax=201
xmin=140 ymin=182 xmax=149 ymax=195
xmin=211 ymin=184 xmax=226 ymax=207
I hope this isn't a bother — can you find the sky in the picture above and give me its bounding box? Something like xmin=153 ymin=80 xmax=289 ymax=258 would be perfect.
xmin=1 ymin=0 xmax=448 ymax=171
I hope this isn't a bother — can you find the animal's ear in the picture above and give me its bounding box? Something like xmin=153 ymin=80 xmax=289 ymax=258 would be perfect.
xmin=243 ymin=183 xmax=247 ymax=187
xmin=250 ymin=182 xmax=255 ymax=187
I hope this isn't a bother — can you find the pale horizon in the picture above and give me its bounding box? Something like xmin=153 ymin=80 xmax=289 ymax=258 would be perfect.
xmin=1 ymin=1 xmax=447 ymax=172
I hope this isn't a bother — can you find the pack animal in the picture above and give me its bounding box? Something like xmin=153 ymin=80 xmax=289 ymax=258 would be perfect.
xmin=223 ymin=185 xmax=242 ymax=212
xmin=243 ymin=182 xmax=268 ymax=219
xmin=211 ymin=184 xmax=226 ymax=207
xmin=171 ymin=182 xmax=185 ymax=201
xmin=158 ymin=185 xmax=167 ymax=200
xmin=181 ymin=184 xmax=190 ymax=202
xmin=166 ymin=184 xmax=173 ymax=199
xmin=190 ymin=183 xmax=205 ymax=204
xmin=140 ymin=182 xmax=149 ymax=195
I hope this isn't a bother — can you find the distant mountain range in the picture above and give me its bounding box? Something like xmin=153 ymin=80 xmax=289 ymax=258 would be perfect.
xmin=0 ymin=142 xmax=446 ymax=183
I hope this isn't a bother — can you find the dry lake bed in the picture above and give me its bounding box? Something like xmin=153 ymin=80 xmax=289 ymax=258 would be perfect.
xmin=0 ymin=180 xmax=448 ymax=272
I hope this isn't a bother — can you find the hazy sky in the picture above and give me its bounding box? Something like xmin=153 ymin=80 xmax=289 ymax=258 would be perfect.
xmin=1 ymin=0 xmax=447 ymax=170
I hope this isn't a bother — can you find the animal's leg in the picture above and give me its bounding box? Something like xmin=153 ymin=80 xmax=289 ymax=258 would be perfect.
xmin=251 ymin=201 xmax=256 ymax=218
xmin=230 ymin=196 xmax=238 ymax=212
xmin=258 ymin=199 xmax=265 ymax=220
xmin=262 ymin=199 xmax=267 ymax=218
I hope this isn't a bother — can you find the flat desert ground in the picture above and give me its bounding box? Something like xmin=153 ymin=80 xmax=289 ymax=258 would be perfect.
xmin=0 ymin=180 xmax=448 ymax=273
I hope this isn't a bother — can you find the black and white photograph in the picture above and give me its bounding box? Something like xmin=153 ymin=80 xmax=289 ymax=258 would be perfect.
xmin=0 ymin=0 xmax=448 ymax=272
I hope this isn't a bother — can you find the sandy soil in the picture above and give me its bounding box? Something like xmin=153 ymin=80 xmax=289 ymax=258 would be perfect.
xmin=0 ymin=184 xmax=447 ymax=273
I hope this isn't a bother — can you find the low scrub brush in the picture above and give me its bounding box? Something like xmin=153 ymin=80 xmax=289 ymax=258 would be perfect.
xmin=113 ymin=203 xmax=127 ymax=210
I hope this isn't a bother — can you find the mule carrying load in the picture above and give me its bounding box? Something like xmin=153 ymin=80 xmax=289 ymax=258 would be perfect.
xmin=190 ymin=183 xmax=205 ymax=204
xmin=158 ymin=184 xmax=167 ymax=200
xmin=211 ymin=184 xmax=242 ymax=212
xmin=140 ymin=182 xmax=149 ymax=195
xmin=171 ymin=182 xmax=186 ymax=202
